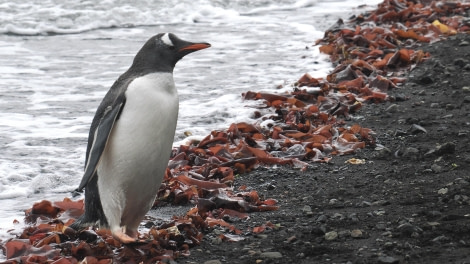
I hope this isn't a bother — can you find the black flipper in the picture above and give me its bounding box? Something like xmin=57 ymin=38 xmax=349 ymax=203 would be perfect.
xmin=77 ymin=102 xmax=124 ymax=191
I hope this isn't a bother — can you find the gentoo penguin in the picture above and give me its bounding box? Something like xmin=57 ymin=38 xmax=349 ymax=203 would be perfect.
xmin=70 ymin=33 xmax=210 ymax=243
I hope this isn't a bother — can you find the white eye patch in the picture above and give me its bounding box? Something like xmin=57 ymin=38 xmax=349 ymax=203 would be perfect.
xmin=161 ymin=33 xmax=174 ymax=47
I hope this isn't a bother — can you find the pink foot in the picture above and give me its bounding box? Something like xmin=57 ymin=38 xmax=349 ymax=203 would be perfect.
xmin=112 ymin=229 xmax=138 ymax=244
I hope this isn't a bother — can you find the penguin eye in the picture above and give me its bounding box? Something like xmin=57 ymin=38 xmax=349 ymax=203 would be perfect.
xmin=168 ymin=45 xmax=176 ymax=50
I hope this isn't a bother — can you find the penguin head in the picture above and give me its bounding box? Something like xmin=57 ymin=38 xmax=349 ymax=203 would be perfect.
xmin=131 ymin=33 xmax=211 ymax=73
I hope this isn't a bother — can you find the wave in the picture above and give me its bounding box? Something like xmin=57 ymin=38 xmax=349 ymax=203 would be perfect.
xmin=0 ymin=0 xmax=315 ymax=36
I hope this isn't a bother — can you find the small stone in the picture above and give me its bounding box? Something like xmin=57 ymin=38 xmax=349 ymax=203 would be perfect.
xmin=398 ymin=223 xmax=422 ymax=236
xmin=418 ymin=75 xmax=433 ymax=84
xmin=430 ymin=102 xmax=440 ymax=108
xmin=403 ymin=147 xmax=420 ymax=160
xmin=211 ymin=237 xmax=223 ymax=245
xmin=311 ymin=226 xmax=326 ymax=236
xmin=431 ymin=164 xmax=442 ymax=173
xmin=445 ymin=104 xmax=455 ymax=110
xmin=454 ymin=58 xmax=467 ymax=68
xmin=351 ymin=229 xmax=363 ymax=238
xmin=386 ymin=104 xmax=399 ymax=113
xmin=204 ymin=261 xmax=222 ymax=264
xmin=432 ymin=235 xmax=450 ymax=243
xmin=316 ymin=214 xmax=328 ymax=223
xmin=286 ymin=235 xmax=297 ymax=243
xmin=302 ymin=205 xmax=313 ymax=216
xmin=463 ymin=96 xmax=470 ymax=103
xmin=410 ymin=124 xmax=427 ymax=134
xmin=374 ymin=146 xmax=391 ymax=159
xmin=378 ymin=255 xmax=399 ymax=264
xmin=260 ymin=252 xmax=282 ymax=259
xmin=437 ymin=187 xmax=448 ymax=195
xmin=329 ymin=198 xmax=339 ymax=205
xmin=325 ymin=231 xmax=338 ymax=241
xmin=459 ymin=40 xmax=470 ymax=46
xmin=338 ymin=230 xmax=351 ymax=238
xmin=462 ymin=86 xmax=470 ymax=93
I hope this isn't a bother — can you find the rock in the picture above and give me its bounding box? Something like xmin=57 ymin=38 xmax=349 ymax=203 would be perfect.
xmin=403 ymin=147 xmax=420 ymax=160
xmin=325 ymin=231 xmax=338 ymax=241
xmin=302 ymin=205 xmax=313 ymax=216
xmin=316 ymin=214 xmax=328 ymax=223
xmin=431 ymin=164 xmax=442 ymax=173
xmin=211 ymin=236 xmax=223 ymax=245
xmin=374 ymin=145 xmax=391 ymax=159
xmin=436 ymin=142 xmax=455 ymax=155
xmin=377 ymin=255 xmax=399 ymax=264
xmin=348 ymin=213 xmax=359 ymax=222
xmin=204 ymin=261 xmax=222 ymax=264
xmin=386 ymin=104 xmax=399 ymax=113
xmin=351 ymin=229 xmax=363 ymax=238
xmin=463 ymin=96 xmax=470 ymax=103
xmin=432 ymin=235 xmax=450 ymax=243
xmin=410 ymin=124 xmax=427 ymax=134
xmin=437 ymin=188 xmax=448 ymax=195
xmin=418 ymin=75 xmax=434 ymax=84
xmin=397 ymin=223 xmax=422 ymax=236
xmin=260 ymin=252 xmax=282 ymax=259
xmin=338 ymin=230 xmax=351 ymax=238
xmin=454 ymin=58 xmax=467 ymax=68
xmin=286 ymin=235 xmax=297 ymax=243
xmin=311 ymin=226 xmax=326 ymax=236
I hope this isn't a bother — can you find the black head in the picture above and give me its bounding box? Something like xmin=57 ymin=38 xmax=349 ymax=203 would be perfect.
xmin=130 ymin=33 xmax=211 ymax=73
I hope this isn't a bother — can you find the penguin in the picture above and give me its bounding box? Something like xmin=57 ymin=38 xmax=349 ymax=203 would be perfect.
xmin=70 ymin=33 xmax=210 ymax=244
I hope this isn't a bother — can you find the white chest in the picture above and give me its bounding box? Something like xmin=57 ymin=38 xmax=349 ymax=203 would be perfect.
xmin=98 ymin=72 xmax=179 ymax=186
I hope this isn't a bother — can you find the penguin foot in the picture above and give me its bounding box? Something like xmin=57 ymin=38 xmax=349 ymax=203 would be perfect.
xmin=112 ymin=229 xmax=138 ymax=244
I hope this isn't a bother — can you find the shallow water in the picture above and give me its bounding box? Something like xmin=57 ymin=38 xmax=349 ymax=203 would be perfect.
xmin=0 ymin=0 xmax=381 ymax=241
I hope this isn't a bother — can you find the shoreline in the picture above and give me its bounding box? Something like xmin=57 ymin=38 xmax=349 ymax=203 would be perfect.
xmin=1 ymin=1 xmax=470 ymax=263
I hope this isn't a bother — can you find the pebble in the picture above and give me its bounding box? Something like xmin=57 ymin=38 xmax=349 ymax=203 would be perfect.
xmin=325 ymin=231 xmax=338 ymax=241
xmin=286 ymin=235 xmax=297 ymax=243
xmin=204 ymin=261 xmax=222 ymax=264
xmin=431 ymin=164 xmax=442 ymax=173
xmin=302 ymin=205 xmax=313 ymax=216
xmin=410 ymin=124 xmax=427 ymax=134
xmin=432 ymin=235 xmax=450 ymax=243
xmin=260 ymin=251 xmax=282 ymax=259
xmin=436 ymin=142 xmax=456 ymax=154
xmin=374 ymin=146 xmax=391 ymax=159
xmin=351 ymin=229 xmax=363 ymax=238
xmin=464 ymin=96 xmax=470 ymax=103
xmin=338 ymin=230 xmax=351 ymax=238
xmin=378 ymin=255 xmax=399 ymax=264
xmin=397 ymin=223 xmax=422 ymax=236
xmin=437 ymin=187 xmax=448 ymax=195
xmin=316 ymin=214 xmax=328 ymax=223
xmin=386 ymin=104 xmax=399 ymax=113
xmin=402 ymin=147 xmax=420 ymax=160
xmin=211 ymin=236 xmax=223 ymax=245
xmin=454 ymin=58 xmax=467 ymax=68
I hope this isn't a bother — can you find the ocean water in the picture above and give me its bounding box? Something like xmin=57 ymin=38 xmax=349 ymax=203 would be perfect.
xmin=0 ymin=0 xmax=381 ymax=241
